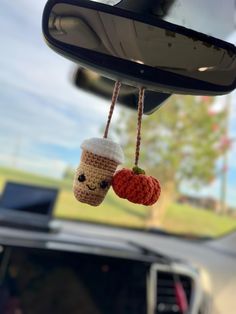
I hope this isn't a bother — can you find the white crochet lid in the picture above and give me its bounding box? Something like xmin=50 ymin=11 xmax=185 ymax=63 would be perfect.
xmin=81 ymin=138 xmax=124 ymax=164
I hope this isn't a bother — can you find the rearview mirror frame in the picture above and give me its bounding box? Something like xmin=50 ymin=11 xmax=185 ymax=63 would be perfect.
xmin=42 ymin=0 xmax=236 ymax=96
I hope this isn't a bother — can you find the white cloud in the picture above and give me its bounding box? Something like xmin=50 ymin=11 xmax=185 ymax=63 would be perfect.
xmin=0 ymin=0 xmax=111 ymax=118
xmin=0 ymin=151 xmax=67 ymax=179
xmin=0 ymin=82 xmax=110 ymax=149
xmin=0 ymin=0 xmax=116 ymax=180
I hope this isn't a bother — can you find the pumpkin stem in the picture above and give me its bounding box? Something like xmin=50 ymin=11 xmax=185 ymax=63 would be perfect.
xmin=133 ymin=166 xmax=146 ymax=175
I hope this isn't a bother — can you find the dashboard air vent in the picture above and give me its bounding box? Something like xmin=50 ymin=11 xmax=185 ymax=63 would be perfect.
xmin=156 ymin=271 xmax=192 ymax=314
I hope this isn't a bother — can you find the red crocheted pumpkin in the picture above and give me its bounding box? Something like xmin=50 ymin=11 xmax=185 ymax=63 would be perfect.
xmin=112 ymin=167 xmax=161 ymax=206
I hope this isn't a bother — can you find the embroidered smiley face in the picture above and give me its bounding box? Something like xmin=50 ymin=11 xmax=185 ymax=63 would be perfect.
xmin=73 ymin=162 xmax=113 ymax=206
xmin=77 ymin=173 xmax=110 ymax=192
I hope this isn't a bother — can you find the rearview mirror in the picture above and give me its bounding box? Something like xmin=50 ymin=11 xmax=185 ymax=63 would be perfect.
xmin=42 ymin=0 xmax=236 ymax=96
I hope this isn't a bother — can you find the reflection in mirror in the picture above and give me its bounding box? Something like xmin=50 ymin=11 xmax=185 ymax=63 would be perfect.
xmin=48 ymin=3 xmax=236 ymax=87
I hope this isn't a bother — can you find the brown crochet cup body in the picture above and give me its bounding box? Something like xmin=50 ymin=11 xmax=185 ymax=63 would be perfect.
xmin=73 ymin=150 xmax=119 ymax=206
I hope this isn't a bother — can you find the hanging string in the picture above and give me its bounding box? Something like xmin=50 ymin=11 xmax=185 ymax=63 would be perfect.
xmin=103 ymin=81 xmax=121 ymax=138
xmin=135 ymin=87 xmax=145 ymax=167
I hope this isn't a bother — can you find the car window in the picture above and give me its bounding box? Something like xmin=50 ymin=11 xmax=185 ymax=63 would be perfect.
xmin=0 ymin=0 xmax=235 ymax=239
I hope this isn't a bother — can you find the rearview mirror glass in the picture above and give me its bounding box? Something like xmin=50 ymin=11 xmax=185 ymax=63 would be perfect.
xmin=43 ymin=0 xmax=236 ymax=95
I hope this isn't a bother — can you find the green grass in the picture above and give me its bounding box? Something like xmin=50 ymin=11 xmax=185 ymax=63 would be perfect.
xmin=56 ymin=189 xmax=148 ymax=228
xmin=1 ymin=167 xmax=236 ymax=237
xmin=164 ymin=203 xmax=236 ymax=237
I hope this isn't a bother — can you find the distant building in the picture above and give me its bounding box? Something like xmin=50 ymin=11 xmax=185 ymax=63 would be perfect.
xmin=178 ymin=195 xmax=234 ymax=214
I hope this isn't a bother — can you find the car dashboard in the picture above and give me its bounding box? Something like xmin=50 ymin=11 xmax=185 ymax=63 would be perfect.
xmin=0 ymin=247 xmax=149 ymax=314
xmin=0 ymin=225 xmax=201 ymax=314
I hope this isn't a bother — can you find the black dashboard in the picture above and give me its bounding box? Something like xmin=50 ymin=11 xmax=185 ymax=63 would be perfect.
xmin=0 ymin=246 xmax=149 ymax=314
xmin=0 ymin=224 xmax=196 ymax=314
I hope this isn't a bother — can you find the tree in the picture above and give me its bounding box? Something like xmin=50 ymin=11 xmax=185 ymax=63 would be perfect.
xmin=63 ymin=165 xmax=75 ymax=180
xmin=113 ymin=95 xmax=228 ymax=227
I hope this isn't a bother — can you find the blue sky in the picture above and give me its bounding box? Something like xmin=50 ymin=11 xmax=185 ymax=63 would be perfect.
xmin=0 ymin=0 xmax=115 ymax=175
xmin=0 ymin=0 xmax=235 ymax=207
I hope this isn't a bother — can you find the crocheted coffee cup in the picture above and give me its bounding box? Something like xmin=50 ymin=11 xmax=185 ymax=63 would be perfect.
xmin=73 ymin=138 xmax=124 ymax=206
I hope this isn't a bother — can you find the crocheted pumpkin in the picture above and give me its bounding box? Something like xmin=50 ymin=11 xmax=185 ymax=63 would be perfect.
xmin=112 ymin=167 xmax=161 ymax=206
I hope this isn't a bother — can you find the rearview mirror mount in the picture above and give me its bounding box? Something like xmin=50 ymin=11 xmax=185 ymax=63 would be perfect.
xmin=73 ymin=67 xmax=171 ymax=114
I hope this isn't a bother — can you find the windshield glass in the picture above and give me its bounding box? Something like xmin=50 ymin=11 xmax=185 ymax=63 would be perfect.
xmin=0 ymin=0 xmax=236 ymax=239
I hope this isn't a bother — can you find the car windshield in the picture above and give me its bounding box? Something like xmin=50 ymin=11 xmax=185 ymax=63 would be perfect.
xmin=0 ymin=0 xmax=236 ymax=239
